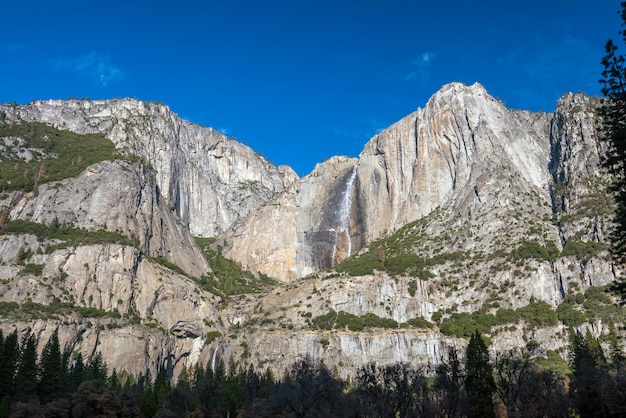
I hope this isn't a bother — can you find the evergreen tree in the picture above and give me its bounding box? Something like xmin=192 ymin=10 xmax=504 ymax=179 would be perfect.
xmin=38 ymin=330 xmax=64 ymax=403
xmin=140 ymin=368 xmax=158 ymax=418
xmin=14 ymin=333 xmax=38 ymax=401
xmin=569 ymin=329 xmax=608 ymax=417
xmin=68 ymin=353 xmax=85 ymax=392
xmin=465 ymin=330 xmax=495 ymax=418
xmin=85 ymin=352 xmax=107 ymax=382
xmin=600 ymin=2 xmax=626 ymax=300
xmin=107 ymin=369 xmax=122 ymax=391
xmin=605 ymin=323 xmax=626 ymax=416
xmin=607 ymin=322 xmax=624 ymax=365
xmin=0 ymin=330 xmax=19 ymax=399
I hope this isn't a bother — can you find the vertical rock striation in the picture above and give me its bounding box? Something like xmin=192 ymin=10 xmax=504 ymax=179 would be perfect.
xmin=2 ymin=99 xmax=297 ymax=237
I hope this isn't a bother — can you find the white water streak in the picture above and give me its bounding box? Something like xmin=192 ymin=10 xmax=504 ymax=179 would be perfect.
xmin=211 ymin=346 xmax=218 ymax=374
xmin=338 ymin=166 xmax=357 ymax=258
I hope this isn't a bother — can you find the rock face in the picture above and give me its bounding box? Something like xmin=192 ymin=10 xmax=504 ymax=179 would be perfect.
xmin=221 ymin=83 xmax=611 ymax=287
xmin=8 ymin=160 xmax=209 ymax=277
xmin=358 ymin=83 xmax=551 ymax=241
xmin=0 ymin=157 xmax=222 ymax=378
xmin=220 ymin=156 xmax=364 ymax=282
xmin=1 ymin=99 xmax=297 ymax=237
xmin=0 ymin=83 xmax=621 ymax=381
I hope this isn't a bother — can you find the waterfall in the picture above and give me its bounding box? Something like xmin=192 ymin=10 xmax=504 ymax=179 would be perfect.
xmin=211 ymin=346 xmax=218 ymax=375
xmin=333 ymin=166 xmax=357 ymax=264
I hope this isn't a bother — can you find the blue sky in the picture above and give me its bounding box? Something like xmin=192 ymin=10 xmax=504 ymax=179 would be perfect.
xmin=0 ymin=1 xmax=621 ymax=176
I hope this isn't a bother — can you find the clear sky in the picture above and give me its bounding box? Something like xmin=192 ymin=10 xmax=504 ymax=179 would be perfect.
xmin=0 ymin=1 xmax=621 ymax=176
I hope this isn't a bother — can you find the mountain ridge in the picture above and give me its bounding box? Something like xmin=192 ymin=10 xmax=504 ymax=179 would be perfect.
xmin=0 ymin=82 xmax=622 ymax=381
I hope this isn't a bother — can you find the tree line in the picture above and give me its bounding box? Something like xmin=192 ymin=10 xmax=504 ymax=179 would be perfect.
xmin=0 ymin=328 xmax=624 ymax=417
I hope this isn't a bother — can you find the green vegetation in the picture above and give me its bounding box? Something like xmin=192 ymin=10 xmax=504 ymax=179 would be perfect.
xmin=0 ymin=299 xmax=121 ymax=321
xmin=0 ymin=121 xmax=124 ymax=193
xmin=600 ymin=3 xmax=626 ymax=301
xmin=335 ymin=212 xmax=464 ymax=277
xmin=149 ymin=256 xmax=188 ymax=277
xmin=20 ymin=263 xmax=44 ymax=276
xmin=336 ymin=250 xmax=383 ymax=276
xmin=195 ymin=238 xmax=276 ymax=297
xmin=556 ymin=302 xmax=587 ymax=327
xmin=1 ymin=219 xmax=136 ymax=251
xmin=558 ymin=286 xmax=626 ymax=326
xmin=311 ymin=309 xmax=406 ymax=331
xmin=533 ymin=350 xmax=571 ymax=379
xmin=204 ymin=330 xmax=222 ymax=345
xmin=405 ymin=316 xmax=433 ymax=329
xmin=465 ymin=331 xmax=495 ymax=418
xmin=439 ymin=299 xmax=558 ymax=338
xmin=561 ymin=238 xmax=608 ymax=262
xmin=509 ymin=240 xmax=560 ymax=263
xmin=337 ymin=244 xmax=462 ymax=278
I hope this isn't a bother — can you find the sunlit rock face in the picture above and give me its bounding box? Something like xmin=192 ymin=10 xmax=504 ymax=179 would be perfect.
xmin=221 ymin=82 xmax=594 ymax=283
xmin=0 ymin=83 xmax=618 ymax=381
xmin=357 ymin=82 xmax=551 ymax=240
xmin=5 ymin=99 xmax=297 ymax=237
xmin=218 ymin=156 xmax=365 ymax=282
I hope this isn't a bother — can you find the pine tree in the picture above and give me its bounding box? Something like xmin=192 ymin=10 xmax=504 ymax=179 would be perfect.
xmin=607 ymin=322 xmax=624 ymax=367
xmin=14 ymin=333 xmax=38 ymax=401
xmin=0 ymin=330 xmax=19 ymax=399
xmin=69 ymin=353 xmax=85 ymax=392
xmin=570 ymin=329 xmax=608 ymax=417
xmin=465 ymin=330 xmax=495 ymax=418
xmin=85 ymin=352 xmax=107 ymax=381
xmin=38 ymin=330 xmax=64 ymax=403
xmin=600 ymin=2 xmax=626 ymax=300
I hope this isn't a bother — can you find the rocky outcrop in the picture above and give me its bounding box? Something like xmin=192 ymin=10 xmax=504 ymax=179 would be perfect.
xmin=0 ymin=157 xmax=222 ymax=378
xmin=358 ymin=82 xmax=552 ymax=241
xmin=7 ymin=160 xmax=209 ymax=277
xmin=220 ymin=156 xmax=363 ymax=282
xmin=1 ymin=99 xmax=297 ymax=237
xmin=0 ymin=238 xmax=224 ymax=378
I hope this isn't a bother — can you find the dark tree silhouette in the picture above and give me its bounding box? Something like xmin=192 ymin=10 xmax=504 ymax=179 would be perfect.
xmin=569 ymin=329 xmax=609 ymax=417
xmin=0 ymin=330 xmax=19 ymax=400
xmin=465 ymin=331 xmax=495 ymax=418
xmin=600 ymin=1 xmax=626 ymax=300
xmin=38 ymin=330 xmax=64 ymax=403
xmin=269 ymin=356 xmax=344 ymax=418
xmin=355 ymin=361 xmax=432 ymax=418
xmin=68 ymin=352 xmax=85 ymax=392
xmin=433 ymin=346 xmax=468 ymax=417
xmin=14 ymin=333 xmax=38 ymax=402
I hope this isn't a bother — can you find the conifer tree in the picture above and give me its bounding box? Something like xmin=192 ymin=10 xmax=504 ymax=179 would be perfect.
xmin=600 ymin=1 xmax=626 ymax=300
xmin=14 ymin=333 xmax=38 ymax=401
xmin=85 ymin=352 xmax=107 ymax=381
xmin=465 ymin=330 xmax=495 ymax=418
xmin=69 ymin=353 xmax=85 ymax=392
xmin=0 ymin=330 xmax=19 ymax=399
xmin=607 ymin=322 xmax=624 ymax=367
xmin=38 ymin=330 xmax=64 ymax=403
xmin=569 ymin=329 xmax=608 ymax=417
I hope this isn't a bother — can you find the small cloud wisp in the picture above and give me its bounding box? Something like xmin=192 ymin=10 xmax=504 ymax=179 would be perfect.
xmin=405 ymin=51 xmax=436 ymax=82
xmin=54 ymin=51 xmax=125 ymax=87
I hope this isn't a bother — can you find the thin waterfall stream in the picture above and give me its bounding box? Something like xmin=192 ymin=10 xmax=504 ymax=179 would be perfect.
xmin=332 ymin=166 xmax=357 ymax=266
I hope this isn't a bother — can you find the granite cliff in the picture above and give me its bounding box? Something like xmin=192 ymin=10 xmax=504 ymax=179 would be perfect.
xmin=0 ymin=83 xmax=622 ymax=380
